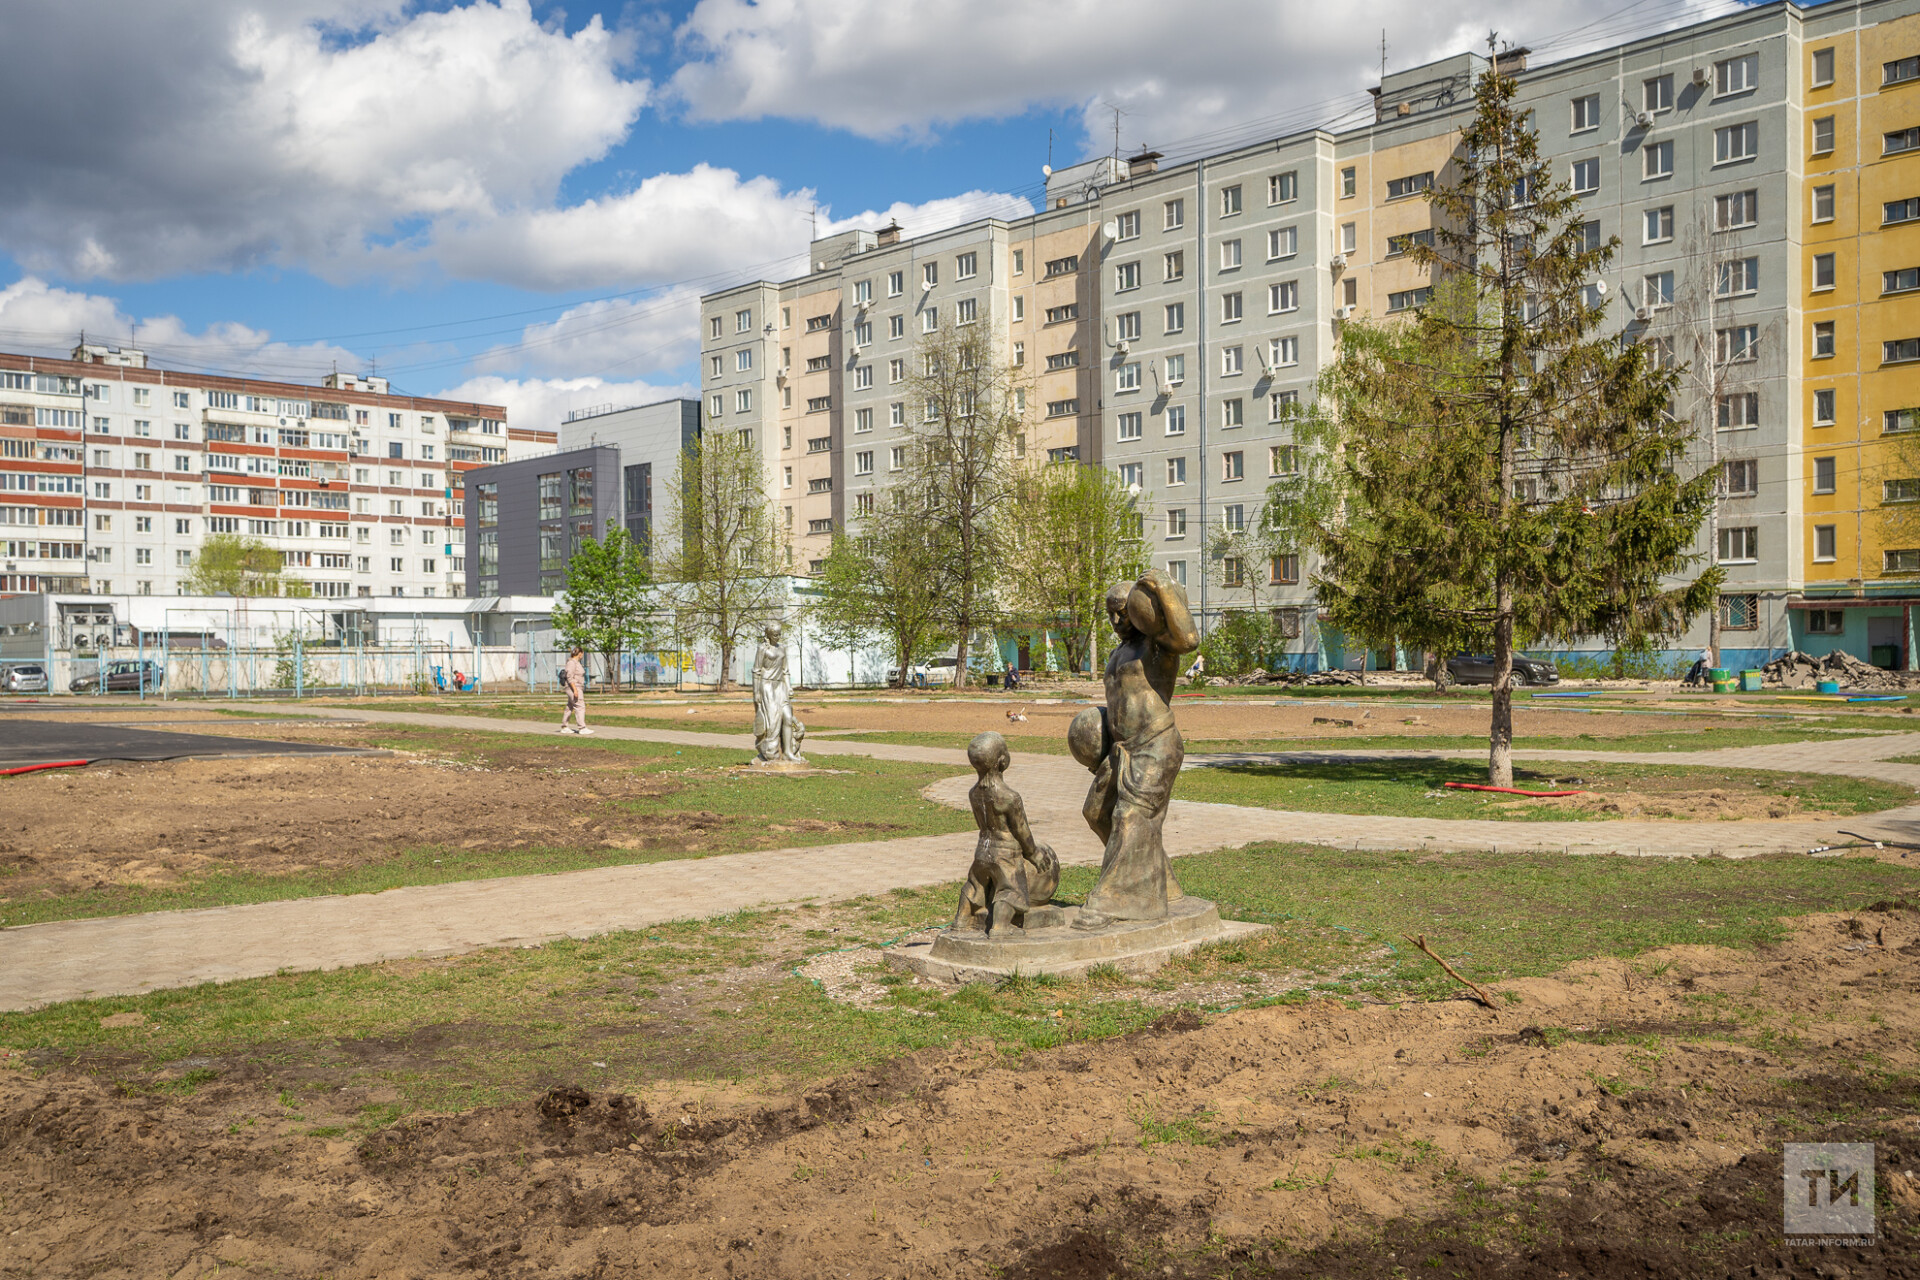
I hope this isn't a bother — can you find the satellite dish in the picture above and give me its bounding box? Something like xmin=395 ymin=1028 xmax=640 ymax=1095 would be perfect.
xmin=1593 ymin=280 xmax=1608 ymax=295
xmin=1102 ymin=219 xmax=1119 ymax=241
xmin=1042 ymin=164 xmax=1053 ymax=177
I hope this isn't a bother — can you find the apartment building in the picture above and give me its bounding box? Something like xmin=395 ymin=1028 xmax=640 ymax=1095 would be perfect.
xmin=0 ymin=343 xmax=552 ymax=600
xmin=701 ymin=0 xmax=1920 ymax=669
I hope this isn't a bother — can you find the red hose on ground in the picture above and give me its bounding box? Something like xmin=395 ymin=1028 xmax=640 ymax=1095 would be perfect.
xmin=1443 ymin=781 xmax=1587 ymax=797
xmin=0 ymin=759 xmax=90 ymax=777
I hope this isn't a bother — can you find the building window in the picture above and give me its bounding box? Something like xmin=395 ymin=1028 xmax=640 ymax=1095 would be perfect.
xmin=1812 ymin=116 xmax=1836 ymax=155
xmin=1571 ymin=157 xmax=1600 ymax=194
xmin=1164 ymin=251 xmax=1184 ymax=282
xmin=1720 ymin=592 xmax=1760 ymax=630
xmin=888 ymin=271 xmax=904 ymax=297
xmin=855 ymin=407 xmax=873 ymax=433
xmin=1166 ymin=457 xmax=1186 ymax=486
xmin=855 ymin=450 xmax=873 ymax=476
xmin=1717 ymin=326 xmax=1760 ymax=363
xmin=1116 ymin=311 xmax=1142 ymax=342
xmin=1886 ymin=267 xmax=1920 ymax=295
xmin=1043 ymin=255 xmax=1078 ymax=278
xmin=1811 ymin=252 xmax=1836 ymax=290
xmin=1340 ymin=166 xmax=1356 ymax=198
xmin=1269 ymin=171 xmax=1297 ymax=204
xmin=1268 ymin=226 xmax=1298 ymax=259
xmin=1046 ymin=399 xmax=1079 ymax=418
xmin=1166 ymin=509 xmax=1187 ymax=538
xmin=1220 ymin=185 xmax=1242 ymax=216
xmin=1164 ymin=354 xmax=1186 ymax=385
xmin=1643 ymin=74 xmax=1674 ymax=112
xmin=1715 ymin=257 xmax=1759 ymax=297
xmin=1386 ymin=228 xmax=1435 ymax=257
xmin=1385 ymin=171 xmax=1434 ymax=201
xmin=1813 ymin=48 xmax=1836 ymax=88
xmin=1116 ymin=211 xmax=1140 ymax=240
xmin=1165 ymin=302 xmax=1185 ymax=333
xmin=1715 ymin=122 xmax=1759 ymax=164
xmin=1164 ymin=198 xmax=1185 ymax=230
xmin=1222 ymin=346 xmax=1243 ymax=376
xmin=1269 ymin=336 xmax=1299 ymax=367
xmin=1045 ymin=303 xmax=1079 ymax=324
xmin=709 ymin=316 xmax=723 ymax=340
xmin=1222 ymin=451 xmax=1244 ymax=481
xmin=1118 ymin=462 xmax=1143 ymax=489
xmin=1270 ymin=391 xmax=1300 ymax=421
xmin=1887 ymin=55 xmax=1920 ymax=86
xmin=1814 ymin=388 xmax=1836 ymax=425
xmin=1812 ymin=184 xmax=1835 ymax=223
xmin=1270 ymin=444 xmax=1301 ymax=476
xmin=955 ymin=251 xmax=977 ymax=279
xmin=1220 ymin=239 xmax=1242 ymax=271
xmin=1115 ymin=261 xmax=1140 ymax=291
xmin=1644 ymin=206 xmax=1674 ymax=243
xmin=1268 ymin=281 xmax=1299 ymax=313
xmin=1571 ymin=94 xmax=1600 ymax=132
xmin=1888 ymin=127 xmax=1920 ymax=156
xmin=1885 ymin=338 xmax=1920 ymax=364
xmin=1715 ymin=54 xmax=1759 ymax=96
xmin=955 ymin=298 xmax=977 ymax=324
xmin=1717 ymin=391 xmax=1760 ymax=427
xmin=1388 ymin=288 xmax=1432 ymax=312
xmin=1723 ymin=458 xmax=1758 ymax=495
xmin=1118 ymin=412 xmax=1143 ymax=441
xmin=1643 ymin=141 xmax=1674 ymax=180
xmin=1813 ymin=526 xmax=1838 ymax=562
xmin=1165 ymin=405 xmax=1186 ymax=435
xmin=1814 ymin=322 xmax=1835 ymax=358
xmin=1888 ymin=478 xmax=1920 ymax=504
xmin=735 ymin=347 xmax=754 ymax=371
xmin=1222 ymin=398 xmax=1244 ymax=428
xmin=1340 ymin=222 xmax=1357 ymax=254
xmin=1717 ymin=527 xmax=1759 ymax=562
xmin=1221 ymin=556 xmax=1245 ymax=588
xmin=1116 ymin=363 xmax=1141 ymax=392
xmin=1812 ymin=455 xmax=1837 ymax=494
xmin=1221 ymin=293 xmax=1242 ymax=324
xmin=923 ymin=262 xmax=939 ymax=287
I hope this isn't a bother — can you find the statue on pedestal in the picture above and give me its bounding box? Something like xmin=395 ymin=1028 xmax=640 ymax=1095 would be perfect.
xmin=752 ymin=621 xmax=806 ymax=763
xmin=950 ymin=732 xmax=1059 ymax=936
xmin=1067 ymin=570 xmax=1199 ymax=929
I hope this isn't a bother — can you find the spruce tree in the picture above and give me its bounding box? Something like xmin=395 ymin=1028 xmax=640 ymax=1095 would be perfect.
xmin=1269 ymin=57 xmax=1720 ymax=784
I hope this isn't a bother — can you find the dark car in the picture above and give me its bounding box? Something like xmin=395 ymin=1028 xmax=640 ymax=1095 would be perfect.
xmin=70 ymin=659 xmax=163 ymax=693
xmin=1446 ymin=654 xmax=1560 ymax=686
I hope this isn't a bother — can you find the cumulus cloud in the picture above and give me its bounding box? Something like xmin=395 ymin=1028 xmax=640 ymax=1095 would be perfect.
xmin=0 ymin=277 xmax=363 ymax=381
xmin=430 ymin=374 xmax=696 ymax=437
xmin=0 ymin=0 xmax=648 ymax=284
xmin=670 ymin=0 xmax=1745 ymax=155
xmin=472 ymin=288 xmax=705 ymax=381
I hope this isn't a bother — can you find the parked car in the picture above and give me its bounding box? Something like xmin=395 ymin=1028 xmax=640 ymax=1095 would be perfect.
xmin=2 ymin=663 xmax=48 ymax=693
xmin=69 ymin=659 xmax=164 ymax=693
xmin=1445 ymin=654 xmax=1561 ymax=686
xmin=888 ymin=657 xmax=960 ymax=688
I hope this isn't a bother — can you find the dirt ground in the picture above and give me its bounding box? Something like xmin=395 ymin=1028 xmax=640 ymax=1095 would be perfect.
xmin=0 ymin=724 xmax=876 ymax=904
xmin=4 ymin=906 xmax=1917 ymax=1279
xmin=658 ymin=697 xmax=1860 ymax=743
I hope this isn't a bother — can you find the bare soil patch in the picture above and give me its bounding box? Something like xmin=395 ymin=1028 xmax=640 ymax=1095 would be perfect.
xmin=4 ymin=906 xmax=1917 ymax=1277
xmin=0 ymin=723 xmax=885 ymax=906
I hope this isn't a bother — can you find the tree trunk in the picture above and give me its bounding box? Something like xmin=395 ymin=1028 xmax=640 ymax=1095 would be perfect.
xmin=1489 ymin=578 xmax=1515 ymax=787
xmin=717 ymin=640 xmax=733 ymax=693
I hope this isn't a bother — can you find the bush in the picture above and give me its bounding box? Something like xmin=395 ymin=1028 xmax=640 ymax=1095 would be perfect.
xmin=1542 ymin=646 xmax=1686 ymax=682
xmin=1199 ymin=611 xmax=1282 ymax=677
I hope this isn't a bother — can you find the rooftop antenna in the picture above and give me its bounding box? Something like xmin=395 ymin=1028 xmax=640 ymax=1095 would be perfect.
xmin=1380 ymin=28 xmax=1388 ymax=83
xmin=809 ymin=203 xmax=818 ymax=240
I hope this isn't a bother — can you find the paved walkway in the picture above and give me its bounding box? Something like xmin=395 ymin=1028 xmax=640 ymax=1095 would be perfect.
xmin=4 ymin=704 xmax=1918 ymax=1011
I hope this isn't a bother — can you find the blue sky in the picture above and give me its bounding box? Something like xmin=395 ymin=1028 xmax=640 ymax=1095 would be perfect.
xmin=0 ymin=0 xmax=1749 ymax=429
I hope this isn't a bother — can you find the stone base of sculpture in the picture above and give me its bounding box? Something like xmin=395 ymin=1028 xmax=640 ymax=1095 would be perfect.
xmin=734 ymin=758 xmax=847 ymax=777
xmin=889 ymin=897 xmax=1268 ymax=986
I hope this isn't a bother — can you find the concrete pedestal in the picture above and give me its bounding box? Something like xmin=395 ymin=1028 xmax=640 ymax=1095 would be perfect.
xmin=889 ymin=896 xmax=1268 ymax=985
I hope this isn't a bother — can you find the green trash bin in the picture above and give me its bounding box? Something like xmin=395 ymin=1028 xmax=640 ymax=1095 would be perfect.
xmin=1740 ymin=669 xmax=1764 ymax=692
xmin=1709 ymin=666 xmax=1735 ymax=693
xmin=1871 ymin=644 xmax=1900 ymax=670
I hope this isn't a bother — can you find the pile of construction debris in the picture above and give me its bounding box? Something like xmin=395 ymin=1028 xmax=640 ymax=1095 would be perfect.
xmin=1211 ymin=668 xmax=1367 ymax=687
xmin=1762 ymin=648 xmax=1920 ymax=689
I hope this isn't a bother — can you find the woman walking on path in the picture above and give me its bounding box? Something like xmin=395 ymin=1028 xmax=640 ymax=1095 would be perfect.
xmin=560 ymin=647 xmax=593 ymax=735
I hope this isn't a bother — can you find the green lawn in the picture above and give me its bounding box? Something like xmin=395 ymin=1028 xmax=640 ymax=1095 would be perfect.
xmin=0 ymin=728 xmax=972 ymax=929
xmin=4 ymin=846 xmax=1912 ymax=1121
xmin=1176 ymin=757 xmax=1913 ymax=821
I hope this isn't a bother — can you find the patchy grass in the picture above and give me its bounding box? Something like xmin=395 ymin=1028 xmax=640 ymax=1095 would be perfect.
xmin=4 ymin=846 xmax=1913 ymax=1122
xmin=0 ymin=726 xmax=972 ymax=928
xmin=1175 ymin=757 xmax=1912 ymax=821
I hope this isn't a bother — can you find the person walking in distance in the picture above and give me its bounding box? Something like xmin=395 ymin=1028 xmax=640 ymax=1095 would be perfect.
xmin=561 ymin=646 xmax=593 ymax=735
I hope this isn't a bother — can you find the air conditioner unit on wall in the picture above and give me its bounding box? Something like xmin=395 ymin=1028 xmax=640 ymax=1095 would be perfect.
xmin=1635 ymin=305 xmax=1654 ymax=322
xmin=1634 ymin=110 xmax=1655 ymax=128
xmin=1334 ymin=305 xmax=1354 ymax=321
xmin=1692 ymin=67 xmax=1710 ymax=87
xmin=1330 ymin=253 xmax=1348 ymax=271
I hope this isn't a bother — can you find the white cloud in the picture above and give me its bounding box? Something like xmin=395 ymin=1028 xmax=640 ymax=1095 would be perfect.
xmin=0 ymin=277 xmax=362 ymax=381
xmin=473 ymin=288 xmax=705 ymax=380
xmin=0 ymin=0 xmax=648 ymax=284
xmin=431 ymin=374 xmax=695 ymax=438
xmin=817 ymin=191 xmax=1036 ymax=241
xmin=670 ymin=0 xmax=1744 ymax=155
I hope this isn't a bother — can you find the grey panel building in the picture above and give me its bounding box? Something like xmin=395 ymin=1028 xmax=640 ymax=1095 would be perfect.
xmin=462 ymin=398 xmax=700 ymax=596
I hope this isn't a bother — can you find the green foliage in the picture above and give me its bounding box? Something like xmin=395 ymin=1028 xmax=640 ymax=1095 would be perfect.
xmin=656 ymin=431 xmax=789 ymax=690
xmin=184 ymin=534 xmax=307 ymax=597
xmin=1547 ymin=646 xmax=1688 ymax=682
xmin=1003 ymin=460 xmax=1149 ymax=673
xmin=1198 ymin=609 xmax=1284 ymax=676
xmin=1266 ymin=62 xmax=1718 ymax=783
xmin=809 ymin=518 xmax=951 ymax=686
xmin=551 ymin=520 xmax=656 ymax=690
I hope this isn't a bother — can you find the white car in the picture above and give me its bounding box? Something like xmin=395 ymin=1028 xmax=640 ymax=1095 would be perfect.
xmin=2 ymin=663 xmax=49 ymax=693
